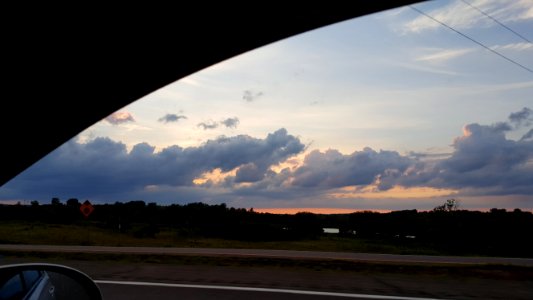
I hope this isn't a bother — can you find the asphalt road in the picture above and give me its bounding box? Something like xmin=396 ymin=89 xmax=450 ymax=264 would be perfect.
xmin=2 ymin=246 xmax=533 ymax=299
xmin=1 ymin=244 xmax=533 ymax=266
xmin=96 ymin=281 xmax=445 ymax=300
xmin=2 ymin=257 xmax=532 ymax=299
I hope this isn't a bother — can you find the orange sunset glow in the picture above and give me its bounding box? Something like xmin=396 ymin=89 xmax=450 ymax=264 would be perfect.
xmin=254 ymin=208 xmax=391 ymax=214
xmin=328 ymin=185 xmax=457 ymax=199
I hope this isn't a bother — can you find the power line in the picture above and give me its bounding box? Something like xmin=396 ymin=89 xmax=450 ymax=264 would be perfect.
xmin=460 ymin=0 xmax=531 ymax=43
xmin=409 ymin=5 xmax=533 ymax=74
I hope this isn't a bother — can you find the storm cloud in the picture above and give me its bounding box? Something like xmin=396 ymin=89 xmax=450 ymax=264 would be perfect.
xmin=509 ymin=107 xmax=532 ymax=127
xmin=521 ymin=128 xmax=533 ymax=141
xmin=379 ymin=122 xmax=533 ymax=195
xmin=435 ymin=123 xmax=533 ymax=192
xmin=290 ymin=148 xmax=415 ymax=189
xmin=0 ymin=129 xmax=304 ymax=201
xmin=158 ymin=114 xmax=187 ymax=123
xmin=2 ymin=108 xmax=533 ymax=205
xmin=264 ymin=108 xmax=533 ymax=196
xmin=234 ymin=163 xmax=263 ymax=182
xmin=105 ymin=111 xmax=135 ymax=125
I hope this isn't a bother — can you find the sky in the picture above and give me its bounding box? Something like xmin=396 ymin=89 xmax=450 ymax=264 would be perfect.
xmin=1 ymin=0 xmax=532 ymax=212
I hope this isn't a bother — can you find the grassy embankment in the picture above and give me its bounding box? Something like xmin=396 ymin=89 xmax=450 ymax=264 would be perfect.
xmin=0 ymin=221 xmax=443 ymax=255
xmin=2 ymin=221 xmax=532 ymax=280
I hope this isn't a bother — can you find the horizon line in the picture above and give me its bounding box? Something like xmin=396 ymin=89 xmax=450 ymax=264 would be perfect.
xmin=1 ymin=200 xmax=532 ymax=215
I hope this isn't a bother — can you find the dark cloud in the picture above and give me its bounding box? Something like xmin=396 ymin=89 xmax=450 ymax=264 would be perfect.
xmin=248 ymin=114 xmax=533 ymax=197
xmin=521 ymin=128 xmax=533 ymax=141
xmin=105 ymin=111 xmax=135 ymax=125
xmin=509 ymin=107 xmax=532 ymax=127
xmin=383 ymin=122 xmax=533 ymax=195
xmin=3 ymin=108 xmax=532 ymax=205
xmin=234 ymin=163 xmax=263 ymax=183
xmin=221 ymin=117 xmax=239 ymax=129
xmin=243 ymin=90 xmax=263 ymax=102
xmin=158 ymin=114 xmax=187 ymax=123
xmin=290 ymin=148 xmax=414 ymax=189
xmin=284 ymin=117 xmax=533 ymax=196
xmin=407 ymin=151 xmax=451 ymax=160
xmin=197 ymin=121 xmax=219 ymax=130
xmin=198 ymin=117 xmax=240 ymax=130
xmin=491 ymin=122 xmax=512 ymax=132
xmin=0 ymin=129 xmax=304 ymax=202
xmin=442 ymin=123 xmax=530 ymax=173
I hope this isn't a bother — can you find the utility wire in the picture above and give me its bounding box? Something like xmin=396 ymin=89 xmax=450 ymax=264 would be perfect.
xmin=409 ymin=5 xmax=533 ymax=74
xmin=460 ymin=0 xmax=531 ymax=43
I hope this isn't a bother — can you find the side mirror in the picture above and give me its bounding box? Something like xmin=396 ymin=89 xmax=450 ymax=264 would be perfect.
xmin=0 ymin=263 xmax=102 ymax=300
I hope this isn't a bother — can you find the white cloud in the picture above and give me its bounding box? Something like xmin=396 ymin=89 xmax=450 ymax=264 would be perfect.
xmin=391 ymin=61 xmax=461 ymax=76
xmin=415 ymin=48 xmax=475 ymax=64
xmin=104 ymin=111 xmax=135 ymax=125
xmin=464 ymin=81 xmax=533 ymax=94
xmin=405 ymin=0 xmax=533 ymax=33
xmin=120 ymin=123 xmax=152 ymax=132
xmin=489 ymin=0 xmax=533 ymax=22
xmin=243 ymin=90 xmax=263 ymax=102
xmin=179 ymin=76 xmax=203 ymax=87
xmin=491 ymin=42 xmax=533 ymax=51
xmin=524 ymin=4 xmax=533 ymax=19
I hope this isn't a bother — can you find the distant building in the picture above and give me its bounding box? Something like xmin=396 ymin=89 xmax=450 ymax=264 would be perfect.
xmin=323 ymin=228 xmax=340 ymax=234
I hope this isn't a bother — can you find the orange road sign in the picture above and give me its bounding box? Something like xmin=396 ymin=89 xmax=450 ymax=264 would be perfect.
xmin=80 ymin=200 xmax=94 ymax=218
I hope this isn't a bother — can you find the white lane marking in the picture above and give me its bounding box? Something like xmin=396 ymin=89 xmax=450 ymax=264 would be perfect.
xmin=95 ymin=280 xmax=447 ymax=300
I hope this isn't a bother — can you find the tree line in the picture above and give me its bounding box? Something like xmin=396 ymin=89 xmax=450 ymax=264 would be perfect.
xmin=1 ymin=198 xmax=532 ymax=257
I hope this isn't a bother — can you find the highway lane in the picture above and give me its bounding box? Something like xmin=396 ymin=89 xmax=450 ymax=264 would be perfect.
xmin=1 ymin=244 xmax=533 ymax=266
xmin=96 ymin=281 xmax=447 ymax=300
xmin=1 ymin=257 xmax=532 ymax=299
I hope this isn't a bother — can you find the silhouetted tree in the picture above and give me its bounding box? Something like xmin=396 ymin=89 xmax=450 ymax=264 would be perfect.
xmin=433 ymin=198 xmax=459 ymax=212
xmin=1 ymin=200 xmax=532 ymax=256
xmin=66 ymin=198 xmax=80 ymax=207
